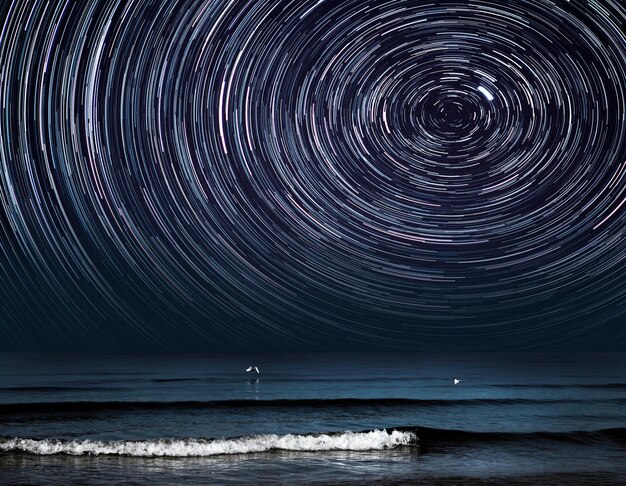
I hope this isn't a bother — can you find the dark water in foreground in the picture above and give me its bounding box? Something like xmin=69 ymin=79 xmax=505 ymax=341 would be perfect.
xmin=0 ymin=353 xmax=625 ymax=484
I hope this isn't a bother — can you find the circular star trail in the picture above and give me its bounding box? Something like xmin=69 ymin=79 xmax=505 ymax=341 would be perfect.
xmin=0 ymin=0 xmax=625 ymax=350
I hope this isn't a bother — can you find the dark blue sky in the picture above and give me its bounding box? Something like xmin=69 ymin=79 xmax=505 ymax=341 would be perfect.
xmin=1 ymin=0 xmax=625 ymax=351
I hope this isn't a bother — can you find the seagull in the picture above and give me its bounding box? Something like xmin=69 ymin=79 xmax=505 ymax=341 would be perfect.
xmin=246 ymin=366 xmax=260 ymax=374
xmin=453 ymin=378 xmax=462 ymax=385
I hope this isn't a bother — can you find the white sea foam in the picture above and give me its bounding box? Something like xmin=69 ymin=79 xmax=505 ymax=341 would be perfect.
xmin=0 ymin=429 xmax=415 ymax=457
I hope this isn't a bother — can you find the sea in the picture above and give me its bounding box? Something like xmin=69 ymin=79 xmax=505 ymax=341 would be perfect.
xmin=0 ymin=353 xmax=625 ymax=485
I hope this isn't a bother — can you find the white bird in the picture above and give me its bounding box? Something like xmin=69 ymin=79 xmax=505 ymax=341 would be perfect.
xmin=246 ymin=366 xmax=260 ymax=374
xmin=453 ymin=378 xmax=462 ymax=385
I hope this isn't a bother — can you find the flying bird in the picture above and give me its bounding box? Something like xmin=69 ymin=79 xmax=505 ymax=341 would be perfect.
xmin=454 ymin=378 xmax=462 ymax=385
xmin=246 ymin=366 xmax=260 ymax=374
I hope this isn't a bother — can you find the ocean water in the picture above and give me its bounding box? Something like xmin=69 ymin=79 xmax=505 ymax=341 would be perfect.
xmin=0 ymin=353 xmax=625 ymax=485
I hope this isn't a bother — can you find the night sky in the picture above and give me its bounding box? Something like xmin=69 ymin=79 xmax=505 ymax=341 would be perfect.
xmin=0 ymin=0 xmax=625 ymax=352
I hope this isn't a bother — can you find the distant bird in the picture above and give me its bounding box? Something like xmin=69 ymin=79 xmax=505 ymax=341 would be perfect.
xmin=246 ymin=366 xmax=260 ymax=374
xmin=453 ymin=378 xmax=462 ymax=385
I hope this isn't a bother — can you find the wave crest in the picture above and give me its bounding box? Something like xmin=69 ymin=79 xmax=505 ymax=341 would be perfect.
xmin=0 ymin=429 xmax=416 ymax=457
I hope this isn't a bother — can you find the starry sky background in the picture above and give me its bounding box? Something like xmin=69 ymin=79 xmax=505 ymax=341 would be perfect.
xmin=0 ymin=0 xmax=625 ymax=351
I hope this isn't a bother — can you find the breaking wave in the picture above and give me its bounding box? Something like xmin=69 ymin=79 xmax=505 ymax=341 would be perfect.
xmin=0 ymin=429 xmax=416 ymax=457
xmin=2 ymin=426 xmax=624 ymax=457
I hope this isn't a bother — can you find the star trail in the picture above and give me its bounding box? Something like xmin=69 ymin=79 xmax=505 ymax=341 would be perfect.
xmin=0 ymin=0 xmax=625 ymax=351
